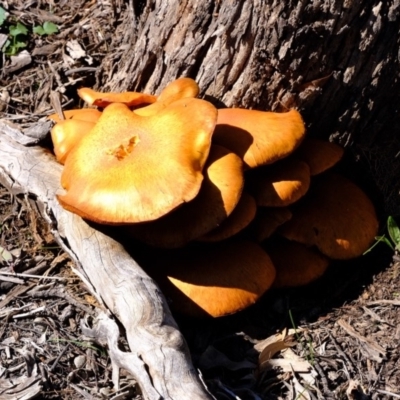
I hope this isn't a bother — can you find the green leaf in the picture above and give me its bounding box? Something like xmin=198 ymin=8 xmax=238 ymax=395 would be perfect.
xmin=33 ymin=25 xmax=45 ymax=35
xmin=42 ymin=21 xmax=58 ymax=35
xmin=387 ymin=216 xmax=400 ymax=247
xmin=33 ymin=21 xmax=58 ymax=36
xmin=9 ymin=22 xmax=28 ymax=37
xmin=0 ymin=6 xmax=7 ymax=26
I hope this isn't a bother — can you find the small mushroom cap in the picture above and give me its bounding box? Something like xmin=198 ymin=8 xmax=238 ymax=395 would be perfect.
xmin=77 ymin=87 xmax=157 ymax=108
xmin=246 ymin=159 xmax=311 ymax=207
xmin=279 ymin=173 xmax=379 ymax=259
xmin=134 ymin=77 xmax=199 ymax=117
xmin=126 ymin=145 xmax=244 ymax=248
xmin=197 ymin=192 xmax=257 ymax=242
xmin=143 ymin=240 xmax=276 ymax=318
xmin=58 ymin=98 xmax=217 ymax=224
xmin=265 ymin=240 xmax=329 ymax=288
xmin=48 ymin=108 xmax=102 ymax=124
xmin=213 ymin=108 xmax=306 ymax=169
xmin=295 ymin=137 xmax=344 ymax=175
xmin=248 ymin=207 xmax=293 ymax=242
xmin=51 ymin=119 xmax=96 ymax=164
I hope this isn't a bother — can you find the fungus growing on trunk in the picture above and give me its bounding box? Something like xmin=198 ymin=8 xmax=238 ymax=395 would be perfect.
xmin=212 ymin=108 xmax=305 ymax=169
xmin=58 ymin=98 xmax=218 ymax=224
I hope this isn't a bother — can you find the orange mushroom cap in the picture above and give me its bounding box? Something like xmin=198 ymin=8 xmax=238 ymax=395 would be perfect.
xmin=48 ymin=108 xmax=102 ymax=124
xmin=295 ymin=137 xmax=344 ymax=175
xmin=246 ymin=158 xmax=311 ymax=207
xmin=247 ymin=207 xmax=293 ymax=243
xmin=197 ymin=192 xmax=257 ymax=242
xmin=51 ymin=119 xmax=96 ymax=164
xmin=126 ymin=144 xmax=244 ymax=248
xmin=212 ymin=108 xmax=306 ymax=169
xmin=58 ymin=98 xmax=218 ymax=224
xmin=135 ymin=77 xmax=199 ymax=117
xmin=279 ymin=173 xmax=379 ymax=259
xmin=265 ymin=240 xmax=329 ymax=288
xmin=77 ymin=87 xmax=157 ymax=108
xmin=142 ymin=240 xmax=276 ymax=318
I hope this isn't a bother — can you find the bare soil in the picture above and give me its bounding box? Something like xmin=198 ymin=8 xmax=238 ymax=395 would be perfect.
xmin=1 ymin=1 xmax=399 ymax=399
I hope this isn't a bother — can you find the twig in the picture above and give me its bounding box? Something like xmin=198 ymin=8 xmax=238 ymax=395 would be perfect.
xmin=366 ymin=300 xmax=400 ymax=306
xmin=312 ymin=360 xmax=335 ymax=400
xmin=28 ymin=287 xmax=96 ymax=316
xmin=50 ymin=343 xmax=70 ymax=372
xmin=0 ymin=270 xmax=69 ymax=281
xmin=375 ymin=389 xmax=400 ymax=398
xmin=327 ymin=332 xmax=355 ymax=375
xmin=13 ymin=305 xmax=46 ymax=318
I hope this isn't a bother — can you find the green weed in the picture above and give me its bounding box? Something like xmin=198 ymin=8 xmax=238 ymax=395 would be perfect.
xmin=0 ymin=6 xmax=58 ymax=55
xmin=364 ymin=216 xmax=400 ymax=254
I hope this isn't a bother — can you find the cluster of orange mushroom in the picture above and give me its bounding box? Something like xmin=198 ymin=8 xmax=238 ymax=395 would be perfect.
xmin=49 ymin=78 xmax=379 ymax=318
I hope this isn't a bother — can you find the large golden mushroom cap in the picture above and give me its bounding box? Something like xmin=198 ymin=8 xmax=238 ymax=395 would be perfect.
xmin=58 ymin=98 xmax=218 ymax=224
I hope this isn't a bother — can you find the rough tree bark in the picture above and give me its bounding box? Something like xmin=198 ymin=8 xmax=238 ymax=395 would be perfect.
xmin=1 ymin=1 xmax=400 ymax=399
xmin=98 ymin=0 xmax=400 ymax=214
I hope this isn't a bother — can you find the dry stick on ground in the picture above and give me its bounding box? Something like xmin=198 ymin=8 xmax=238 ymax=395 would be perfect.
xmin=0 ymin=129 xmax=213 ymax=399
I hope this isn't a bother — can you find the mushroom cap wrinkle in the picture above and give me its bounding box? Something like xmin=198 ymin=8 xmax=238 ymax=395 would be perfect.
xmin=279 ymin=173 xmax=379 ymax=259
xmin=126 ymin=144 xmax=244 ymax=248
xmin=58 ymin=98 xmax=218 ymax=224
xmin=143 ymin=240 xmax=276 ymax=318
xmin=213 ymin=108 xmax=306 ymax=169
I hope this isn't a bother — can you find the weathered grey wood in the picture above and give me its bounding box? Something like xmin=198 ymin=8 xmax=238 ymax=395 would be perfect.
xmin=98 ymin=0 xmax=400 ymax=215
xmin=0 ymin=129 xmax=213 ymax=400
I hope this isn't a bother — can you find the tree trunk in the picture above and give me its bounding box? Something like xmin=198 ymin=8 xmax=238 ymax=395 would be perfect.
xmin=98 ymin=0 xmax=400 ymax=215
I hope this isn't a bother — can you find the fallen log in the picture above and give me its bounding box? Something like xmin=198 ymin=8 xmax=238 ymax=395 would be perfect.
xmin=0 ymin=124 xmax=213 ymax=399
